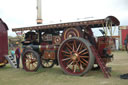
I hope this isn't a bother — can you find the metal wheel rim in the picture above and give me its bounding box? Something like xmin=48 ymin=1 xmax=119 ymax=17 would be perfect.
xmin=58 ymin=38 xmax=91 ymax=75
xmin=23 ymin=51 xmax=38 ymax=71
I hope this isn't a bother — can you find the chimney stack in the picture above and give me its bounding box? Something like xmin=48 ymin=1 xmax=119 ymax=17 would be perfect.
xmin=37 ymin=0 xmax=42 ymax=24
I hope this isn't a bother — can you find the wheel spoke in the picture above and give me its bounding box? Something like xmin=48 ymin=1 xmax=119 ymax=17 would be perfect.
xmin=66 ymin=47 xmax=72 ymax=52
xmin=30 ymin=53 xmax=33 ymax=58
xmin=79 ymin=59 xmax=87 ymax=66
xmin=73 ymin=64 xmax=77 ymax=73
xmin=31 ymin=59 xmax=37 ymax=63
xmin=79 ymin=55 xmax=89 ymax=58
xmin=73 ymin=43 xmax=75 ymax=51
xmin=79 ymin=62 xmax=84 ymax=70
xmin=66 ymin=43 xmax=73 ymax=51
xmin=62 ymin=50 xmax=70 ymax=54
xmin=78 ymin=48 xmax=87 ymax=54
xmin=76 ymin=62 xmax=82 ymax=72
xmin=27 ymin=59 xmax=31 ymax=63
xmin=45 ymin=61 xmax=48 ymax=67
xmin=80 ymin=51 xmax=88 ymax=55
xmin=76 ymin=43 xmax=81 ymax=52
xmin=79 ymin=44 xmax=83 ymax=51
xmin=62 ymin=58 xmax=71 ymax=61
xmin=28 ymin=63 xmax=30 ymax=69
xmin=67 ymin=59 xmax=72 ymax=65
xmin=46 ymin=63 xmax=49 ymax=67
xmin=32 ymin=63 xmax=36 ymax=68
xmin=74 ymin=40 xmax=77 ymax=51
xmin=33 ymin=62 xmax=37 ymax=66
xmin=72 ymin=62 xmax=75 ymax=71
xmin=81 ymin=57 xmax=88 ymax=64
xmin=66 ymin=61 xmax=73 ymax=69
xmin=27 ymin=58 xmax=31 ymax=69
xmin=64 ymin=54 xmax=70 ymax=57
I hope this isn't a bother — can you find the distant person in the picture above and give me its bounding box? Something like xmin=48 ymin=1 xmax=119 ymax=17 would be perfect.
xmin=124 ymin=39 xmax=127 ymax=50
xmin=15 ymin=45 xmax=21 ymax=68
xmin=11 ymin=48 xmax=15 ymax=60
xmin=124 ymin=34 xmax=128 ymax=51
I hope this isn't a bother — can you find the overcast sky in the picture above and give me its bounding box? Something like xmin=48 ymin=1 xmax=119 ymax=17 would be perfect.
xmin=0 ymin=0 xmax=128 ymax=36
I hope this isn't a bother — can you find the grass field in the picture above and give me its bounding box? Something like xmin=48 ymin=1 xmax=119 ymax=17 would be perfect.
xmin=0 ymin=51 xmax=128 ymax=85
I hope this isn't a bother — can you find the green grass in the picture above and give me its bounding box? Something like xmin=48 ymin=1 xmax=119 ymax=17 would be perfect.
xmin=0 ymin=51 xmax=128 ymax=85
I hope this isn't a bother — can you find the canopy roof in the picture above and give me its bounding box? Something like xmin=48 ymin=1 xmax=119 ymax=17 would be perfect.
xmin=12 ymin=16 xmax=120 ymax=32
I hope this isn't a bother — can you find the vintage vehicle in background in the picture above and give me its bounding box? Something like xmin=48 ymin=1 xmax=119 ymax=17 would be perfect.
xmin=119 ymin=26 xmax=128 ymax=50
xmin=12 ymin=16 xmax=120 ymax=78
xmin=0 ymin=19 xmax=8 ymax=67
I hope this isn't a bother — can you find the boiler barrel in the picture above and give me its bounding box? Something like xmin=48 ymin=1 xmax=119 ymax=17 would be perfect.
xmin=23 ymin=45 xmax=58 ymax=52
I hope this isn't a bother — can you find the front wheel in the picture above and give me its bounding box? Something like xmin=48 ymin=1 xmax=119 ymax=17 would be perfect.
xmin=22 ymin=49 xmax=40 ymax=72
xmin=58 ymin=37 xmax=95 ymax=76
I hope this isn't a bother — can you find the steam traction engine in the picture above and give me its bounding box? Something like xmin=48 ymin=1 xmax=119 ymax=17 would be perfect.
xmin=12 ymin=16 xmax=120 ymax=77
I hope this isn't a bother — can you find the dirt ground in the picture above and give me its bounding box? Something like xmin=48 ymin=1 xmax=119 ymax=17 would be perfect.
xmin=0 ymin=51 xmax=128 ymax=85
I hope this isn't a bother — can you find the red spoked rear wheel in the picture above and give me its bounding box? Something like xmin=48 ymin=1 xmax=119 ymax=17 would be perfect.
xmin=58 ymin=37 xmax=95 ymax=76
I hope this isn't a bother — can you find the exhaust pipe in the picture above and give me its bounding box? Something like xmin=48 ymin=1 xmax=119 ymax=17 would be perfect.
xmin=37 ymin=0 xmax=42 ymax=24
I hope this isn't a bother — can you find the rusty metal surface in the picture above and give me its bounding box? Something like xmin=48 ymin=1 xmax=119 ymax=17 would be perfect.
xmin=12 ymin=16 xmax=120 ymax=32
